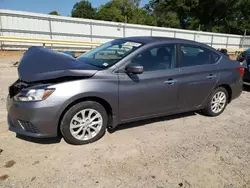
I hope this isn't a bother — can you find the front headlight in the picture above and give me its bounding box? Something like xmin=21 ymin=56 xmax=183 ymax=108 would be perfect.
xmin=14 ymin=89 xmax=55 ymax=102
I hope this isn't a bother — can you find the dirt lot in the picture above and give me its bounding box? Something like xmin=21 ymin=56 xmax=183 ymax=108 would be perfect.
xmin=0 ymin=51 xmax=250 ymax=188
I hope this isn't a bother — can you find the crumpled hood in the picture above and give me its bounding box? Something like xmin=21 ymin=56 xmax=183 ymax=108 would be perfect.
xmin=18 ymin=47 xmax=100 ymax=82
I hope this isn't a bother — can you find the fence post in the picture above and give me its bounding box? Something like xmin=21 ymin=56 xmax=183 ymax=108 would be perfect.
xmin=150 ymin=28 xmax=153 ymax=36
xmin=0 ymin=14 xmax=3 ymax=50
xmin=241 ymin=37 xmax=245 ymax=49
xmin=226 ymin=36 xmax=229 ymax=48
xmin=174 ymin=31 xmax=176 ymax=38
xmin=242 ymin=29 xmax=247 ymax=48
xmin=194 ymin=33 xmax=196 ymax=41
xmin=90 ymin=21 xmax=93 ymax=42
xmin=211 ymin=35 xmax=214 ymax=47
xmin=49 ymin=17 xmax=53 ymax=49
xmin=123 ymin=23 xmax=126 ymax=38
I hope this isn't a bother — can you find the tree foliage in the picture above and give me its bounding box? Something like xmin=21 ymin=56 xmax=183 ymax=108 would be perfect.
xmin=145 ymin=0 xmax=250 ymax=34
xmin=49 ymin=11 xmax=60 ymax=16
xmin=96 ymin=0 xmax=156 ymax=25
xmin=71 ymin=0 xmax=250 ymax=35
xmin=71 ymin=0 xmax=97 ymax=19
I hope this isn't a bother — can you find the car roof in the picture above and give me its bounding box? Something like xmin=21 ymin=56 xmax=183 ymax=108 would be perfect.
xmin=121 ymin=36 xmax=206 ymax=46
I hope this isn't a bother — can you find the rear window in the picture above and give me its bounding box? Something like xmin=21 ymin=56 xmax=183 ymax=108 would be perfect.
xmin=180 ymin=45 xmax=220 ymax=67
xmin=181 ymin=46 xmax=203 ymax=57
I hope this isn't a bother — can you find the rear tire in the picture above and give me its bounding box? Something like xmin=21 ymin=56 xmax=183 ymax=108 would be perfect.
xmin=60 ymin=101 xmax=108 ymax=145
xmin=202 ymin=87 xmax=228 ymax=117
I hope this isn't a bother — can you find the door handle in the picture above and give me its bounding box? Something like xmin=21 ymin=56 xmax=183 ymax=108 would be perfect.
xmin=206 ymin=74 xmax=217 ymax=79
xmin=164 ymin=79 xmax=177 ymax=85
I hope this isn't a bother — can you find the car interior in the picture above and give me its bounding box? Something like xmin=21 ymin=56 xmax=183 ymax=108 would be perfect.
xmin=132 ymin=45 xmax=176 ymax=71
xmin=180 ymin=46 xmax=210 ymax=67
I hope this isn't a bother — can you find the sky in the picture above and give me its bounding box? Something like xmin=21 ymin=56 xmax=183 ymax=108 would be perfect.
xmin=0 ymin=0 xmax=148 ymax=16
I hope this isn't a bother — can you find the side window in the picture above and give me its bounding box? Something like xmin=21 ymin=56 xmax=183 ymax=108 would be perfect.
xmin=180 ymin=45 xmax=219 ymax=67
xmin=131 ymin=44 xmax=176 ymax=72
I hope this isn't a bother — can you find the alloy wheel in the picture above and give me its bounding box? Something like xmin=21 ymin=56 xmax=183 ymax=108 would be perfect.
xmin=211 ymin=91 xmax=227 ymax=114
xmin=69 ymin=109 xmax=103 ymax=141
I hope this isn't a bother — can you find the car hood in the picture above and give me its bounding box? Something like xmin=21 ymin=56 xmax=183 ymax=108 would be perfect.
xmin=18 ymin=47 xmax=100 ymax=82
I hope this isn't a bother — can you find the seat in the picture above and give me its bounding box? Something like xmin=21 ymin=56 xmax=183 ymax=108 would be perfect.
xmin=196 ymin=52 xmax=209 ymax=65
xmin=155 ymin=48 xmax=172 ymax=70
xmin=137 ymin=51 xmax=153 ymax=71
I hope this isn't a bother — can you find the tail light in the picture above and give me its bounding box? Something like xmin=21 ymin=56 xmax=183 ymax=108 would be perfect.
xmin=237 ymin=67 xmax=245 ymax=76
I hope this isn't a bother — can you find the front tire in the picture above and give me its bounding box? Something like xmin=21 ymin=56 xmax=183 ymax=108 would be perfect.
xmin=60 ymin=101 xmax=108 ymax=145
xmin=202 ymin=87 xmax=228 ymax=117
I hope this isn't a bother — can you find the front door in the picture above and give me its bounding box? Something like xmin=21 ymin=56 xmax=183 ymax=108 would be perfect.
xmin=118 ymin=44 xmax=180 ymax=122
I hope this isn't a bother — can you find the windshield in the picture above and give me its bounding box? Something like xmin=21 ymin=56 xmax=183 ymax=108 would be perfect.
xmin=77 ymin=39 xmax=142 ymax=68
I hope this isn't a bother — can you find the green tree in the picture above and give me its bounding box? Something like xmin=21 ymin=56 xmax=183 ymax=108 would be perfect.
xmin=189 ymin=0 xmax=250 ymax=34
xmin=120 ymin=0 xmax=141 ymax=23
xmin=49 ymin=11 xmax=60 ymax=16
xmin=225 ymin=0 xmax=250 ymax=34
xmin=145 ymin=0 xmax=249 ymax=34
xmin=96 ymin=0 xmax=156 ymax=25
xmin=130 ymin=8 xmax=157 ymax=26
xmin=145 ymin=0 xmax=198 ymax=28
xmin=193 ymin=0 xmax=236 ymax=32
xmin=71 ymin=0 xmax=97 ymax=19
xmin=97 ymin=0 xmax=124 ymax=22
xmin=70 ymin=0 xmax=250 ymax=35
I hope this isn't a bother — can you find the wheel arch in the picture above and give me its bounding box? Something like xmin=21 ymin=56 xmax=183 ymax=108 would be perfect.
xmin=216 ymin=84 xmax=232 ymax=103
xmin=58 ymin=96 xmax=113 ymax=135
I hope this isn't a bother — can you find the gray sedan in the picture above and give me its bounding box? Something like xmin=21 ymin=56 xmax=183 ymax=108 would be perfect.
xmin=7 ymin=37 xmax=244 ymax=145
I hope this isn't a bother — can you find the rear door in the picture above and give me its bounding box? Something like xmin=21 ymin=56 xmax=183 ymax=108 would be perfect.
xmin=177 ymin=44 xmax=221 ymax=110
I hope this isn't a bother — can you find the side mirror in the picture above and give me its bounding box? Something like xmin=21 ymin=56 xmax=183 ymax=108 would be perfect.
xmin=125 ymin=64 xmax=144 ymax=74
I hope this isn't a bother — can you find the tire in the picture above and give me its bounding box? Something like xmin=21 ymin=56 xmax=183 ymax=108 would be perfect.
xmin=202 ymin=87 xmax=229 ymax=117
xmin=60 ymin=101 xmax=108 ymax=145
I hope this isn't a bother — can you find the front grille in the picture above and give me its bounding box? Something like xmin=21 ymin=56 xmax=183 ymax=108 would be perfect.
xmin=18 ymin=120 xmax=40 ymax=133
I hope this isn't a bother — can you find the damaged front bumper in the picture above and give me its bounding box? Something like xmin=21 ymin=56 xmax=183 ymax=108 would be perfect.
xmin=7 ymin=95 xmax=60 ymax=138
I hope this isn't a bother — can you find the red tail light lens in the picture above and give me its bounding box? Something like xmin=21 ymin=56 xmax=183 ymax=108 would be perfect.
xmin=237 ymin=67 xmax=245 ymax=76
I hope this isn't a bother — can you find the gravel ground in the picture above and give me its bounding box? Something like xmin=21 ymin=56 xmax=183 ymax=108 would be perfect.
xmin=0 ymin=51 xmax=250 ymax=188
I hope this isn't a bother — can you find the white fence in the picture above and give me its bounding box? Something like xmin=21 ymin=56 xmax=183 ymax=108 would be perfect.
xmin=0 ymin=9 xmax=249 ymax=50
